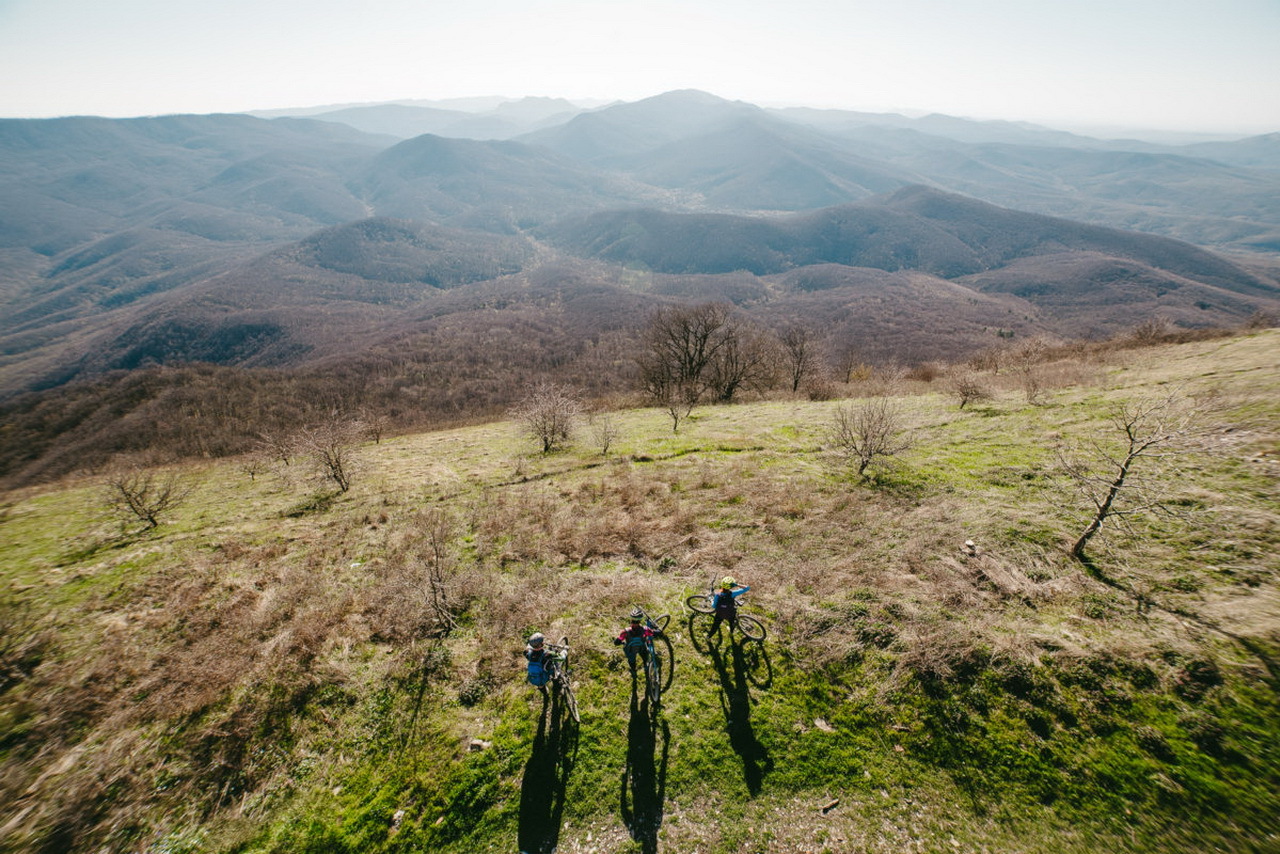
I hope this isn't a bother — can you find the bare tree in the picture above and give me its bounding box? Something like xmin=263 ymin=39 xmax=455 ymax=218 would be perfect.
xmin=1009 ymin=338 xmax=1051 ymax=404
xmin=637 ymin=302 xmax=735 ymax=431
xmin=826 ymin=335 xmax=869 ymax=384
xmin=706 ymin=318 xmax=778 ymax=402
xmin=947 ymin=371 xmax=993 ymax=410
xmin=383 ymin=509 xmax=462 ymax=639
xmin=513 ymin=381 xmax=584 ymax=453
xmin=828 ymin=398 xmax=914 ymax=480
xmin=103 ymin=465 xmax=190 ymax=531
xmin=589 ymin=410 xmax=621 ymax=456
xmin=780 ymin=324 xmax=816 ymax=394
xmin=1057 ymin=390 xmax=1211 ymax=561
xmin=295 ymin=413 xmax=365 ymax=493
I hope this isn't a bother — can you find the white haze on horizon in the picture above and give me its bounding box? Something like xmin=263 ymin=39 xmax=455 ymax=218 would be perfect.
xmin=0 ymin=0 xmax=1277 ymax=136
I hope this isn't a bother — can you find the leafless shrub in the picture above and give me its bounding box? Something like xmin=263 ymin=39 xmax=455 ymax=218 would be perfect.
xmin=906 ymin=362 xmax=942 ymax=383
xmin=1008 ymin=338 xmax=1054 ymax=404
xmin=1056 ymin=389 xmax=1215 ymax=561
xmin=588 ymin=410 xmax=622 ymax=456
xmin=254 ymin=428 xmax=296 ymax=467
xmin=513 ymin=381 xmax=584 ymax=454
xmin=103 ymin=463 xmax=190 ymax=531
xmin=295 ymin=413 xmax=365 ymax=493
xmin=1126 ymin=315 xmax=1175 ymax=345
xmin=828 ymin=398 xmax=914 ymax=480
xmin=803 ymin=373 xmax=838 ymax=401
xmin=967 ymin=345 xmax=1007 ymax=374
xmin=947 ymin=371 xmax=994 ymax=409
xmin=377 ymin=508 xmax=465 ymax=639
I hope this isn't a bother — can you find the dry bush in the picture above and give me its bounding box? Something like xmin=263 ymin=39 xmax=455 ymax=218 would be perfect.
xmin=588 ymin=410 xmax=622 ymax=456
xmin=827 ymin=397 xmax=914 ymax=479
xmin=102 ymin=462 xmax=190 ymax=531
xmin=512 ymin=381 xmax=585 ymax=453
xmin=946 ymin=370 xmax=994 ymax=409
xmin=1126 ymin=315 xmax=1176 ymax=345
xmin=891 ymin=618 xmax=990 ymax=685
xmin=294 ymin=413 xmax=366 ymax=493
xmin=802 ymin=373 xmax=839 ymax=401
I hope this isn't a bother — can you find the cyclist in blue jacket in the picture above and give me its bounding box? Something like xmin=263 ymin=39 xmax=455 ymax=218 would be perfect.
xmin=707 ymin=576 xmax=749 ymax=638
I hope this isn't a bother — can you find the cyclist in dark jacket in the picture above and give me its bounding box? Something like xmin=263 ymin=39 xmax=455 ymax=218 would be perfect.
xmin=613 ymin=608 xmax=654 ymax=672
xmin=707 ymin=576 xmax=749 ymax=637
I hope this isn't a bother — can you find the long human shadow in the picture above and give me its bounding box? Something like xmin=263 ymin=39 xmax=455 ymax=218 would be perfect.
xmin=620 ymin=693 xmax=670 ymax=854
xmin=707 ymin=636 xmax=773 ymax=796
xmin=518 ymin=690 xmax=580 ymax=854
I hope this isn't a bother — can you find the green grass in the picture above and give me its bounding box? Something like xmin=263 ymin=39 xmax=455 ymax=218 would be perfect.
xmin=1 ymin=331 xmax=1278 ymax=853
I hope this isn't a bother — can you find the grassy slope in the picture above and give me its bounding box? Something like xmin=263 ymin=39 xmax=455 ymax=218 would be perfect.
xmin=1 ymin=331 xmax=1278 ymax=854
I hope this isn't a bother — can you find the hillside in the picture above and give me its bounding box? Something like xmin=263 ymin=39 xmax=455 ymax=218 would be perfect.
xmin=1 ymin=330 xmax=1277 ymax=853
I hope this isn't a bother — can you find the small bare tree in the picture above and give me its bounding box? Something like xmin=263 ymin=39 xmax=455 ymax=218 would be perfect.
xmin=780 ymin=324 xmax=816 ymax=394
xmin=295 ymin=413 xmax=365 ymax=493
xmin=382 ymin=509 xmax=462 ymax=639
xmin=1057 ymin=390 xmax=1210 ymax=561
xmin=104 ymin=465 xmax=190 ymax=531
xmin=589 ymin=410 xmax=621 ymax=456
xmin=948 ymin=371 xmax=993 ymax=410
xmin=1009 ymin=338 xmax=1049 ymax=404
xmin=828 ymin=398 xmax=914 ymax=480
xmin=513 ymin=381 xmax=584 ymax=453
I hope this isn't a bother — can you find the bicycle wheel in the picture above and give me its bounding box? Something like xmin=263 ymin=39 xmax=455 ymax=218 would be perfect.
xmin=656 ymin=633 xmax=675 ymax=691
xmin=686 ymin=594 xmax=714 ymax=614
xmin=646 ymin=653 xmax=662 ymax=706
xmin=737 ymin=615 xmax=767 ymax=642
xmin=559 ymin=677 xmax=580 ymax=723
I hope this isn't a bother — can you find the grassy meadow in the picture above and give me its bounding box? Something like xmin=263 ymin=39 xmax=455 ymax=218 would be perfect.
xmin=1 ymin=330 xmax=1278 ymax=853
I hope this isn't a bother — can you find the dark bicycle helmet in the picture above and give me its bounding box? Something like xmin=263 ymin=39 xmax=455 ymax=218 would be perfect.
xmin=629 ymin=607 xmax=644 ymax=622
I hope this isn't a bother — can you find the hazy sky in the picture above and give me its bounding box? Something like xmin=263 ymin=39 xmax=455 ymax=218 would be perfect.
xmin=1 ymin=0 xmax=1277 ymax=133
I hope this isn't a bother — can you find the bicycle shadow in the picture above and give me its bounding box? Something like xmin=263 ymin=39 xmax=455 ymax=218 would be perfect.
xmin=620 ymin=693 xmax=671 ymax=854
xmin=707 ymin=635 xmax=773 ymax=796
xmin=518 ymin=690 xmax=580 ymax=854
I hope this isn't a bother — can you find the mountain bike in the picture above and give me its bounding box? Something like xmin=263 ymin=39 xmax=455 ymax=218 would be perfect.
xmin=632 ymin=607 xmax=673 ymax=706
xmin=685 ymin=578 xmax=767 ymax=641
xmin=543 ymin=636 xmax=580 ymax=723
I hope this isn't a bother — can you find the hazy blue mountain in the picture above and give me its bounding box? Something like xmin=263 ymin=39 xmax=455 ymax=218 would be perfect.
xmin=518 ymin=89 xmax=764 ymax=162
xmin=609 ymin=114 xmax=920 ymax=210
xmin=354 ymin=133 xmax=663 ymax=228
xmin=538 ymin=186 xmax=1277 ymax=297
xmin=308 ymin=96 xmax=587 ymax=141
xmin=307 ymin=104 xmax=477 ymax=139
xmin=1181 ymin=133 xmax=1280 ymax=171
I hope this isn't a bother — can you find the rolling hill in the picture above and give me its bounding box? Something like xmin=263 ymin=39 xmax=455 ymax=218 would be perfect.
xmin=1 ymin=91 xmax=1279 ymax=486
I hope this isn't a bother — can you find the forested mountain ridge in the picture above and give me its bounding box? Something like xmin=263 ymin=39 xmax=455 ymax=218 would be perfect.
xmin=2 ymin=91 xmax=1279 ymax=485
